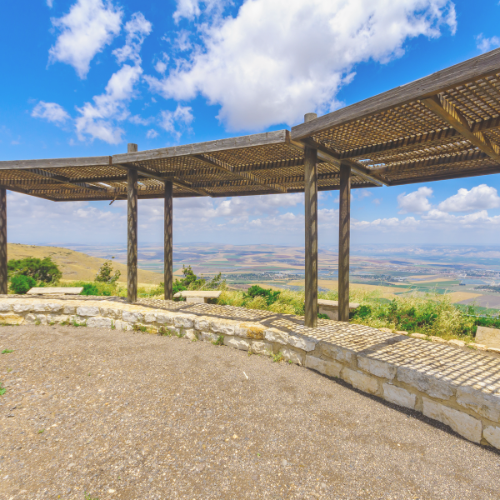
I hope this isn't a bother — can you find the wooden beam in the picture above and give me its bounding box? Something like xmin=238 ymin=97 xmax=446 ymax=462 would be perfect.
xmin=292 ymin=48 xmax=500 ymax=140
xmin=388 ymin=165 xmax=500 ymax=185
xmin=112 ymin=130 xmax=288 ymax=164
xmin=192 ymin=154 xmax=288 ymax=193
xmin=338 ymin=163 xmax=351 ymax=322
xmin=127 ymin=151 xmax=138 ymax=304
xmin=373 ymin=149 xmax=488 ymax=175
xmin=113 ymin=163 xmax=211 ymax=197
xmin=304 ymin=113 xmax=318 ymax=328
xmin=422 ymin=95 xmax=500 ymax=162
xmin=0 ymin=156 xmax=112 ymax=170
xmin=0 ymin=188 xmax=7 ymax=295
xmin=0 ymin=184 xmax=56 ymax=201
xmin=164 ymin=181 xmax=173 ymax=301
xmin=25 ymin=168 xmax=110 ymax=193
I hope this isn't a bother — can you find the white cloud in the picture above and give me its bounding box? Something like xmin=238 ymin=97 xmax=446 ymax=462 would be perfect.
xmin=397 ymin=187 xmax=433 ymax=214
xmin=112 ymin=12 xmax=152 ymax=65
xmin=438 ymin=184 xmax=500 ymax=212
xmin=173 ymin=0 xmax=201 ymax=23
xmin=476 ymin=34 xmax=500 ymax=53
xmin=47 ymin=0 xmax=54 ymax=7
xmin=146 ymin=129 xmax=159 ymax=139
xmin=154 ymin=53 xmax=169 ymax=74
xmin=49 ymin=0 xmax=122 ymax=79
xmin=31 ymin=101 xmax=70 ymax=124
xmin=75 ymin=64 xmax=143 ymax=143
xmin=147 ymin=0 xmax=456 ymax=131
xmin=159 ymin=104 xmax=194 ymax=140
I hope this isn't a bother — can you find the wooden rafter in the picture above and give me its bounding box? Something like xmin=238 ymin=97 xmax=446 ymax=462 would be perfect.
xmin=26 ymin=168 xmax=110 ymax=193
xmin=192 ymin=154 xmax=288 ymax=193
xmin=421 ymin=95 xmax=500 ymax=162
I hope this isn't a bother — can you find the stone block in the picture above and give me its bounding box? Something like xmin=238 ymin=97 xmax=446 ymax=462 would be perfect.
xmin=476 ymin=326 xmax=500 ymax=349
xmin=429 ymin=336 xmax=448 ymax=344
xmin=24 ymin=313 xmax=37 ymax=324
xmin=235 ymin=323 xmax=265 ymax=340
xmin=115 ymin=320 xmax=132 ymax=331
xmin=211 ymin=320 xmax=235 ymax=335
xmin=264 ymin=328 xmax=289 ymax=345
xmin=174 ymin=315 xmax=195 ymax=329
xmin=468 ymin=343 xmax=488 ymax=351
xmin=358 ymin=356 xmax=396 ymax=380
xmin=342 ymin=368 xmax=379 ymax=395
xmin=63 ymin=305 xmax=76 ymax=315
xmin=456 ymin=386 xmax=500 ymax=422
xmin=305 ymin=356 xmax=342 ymax=378
xmin=0 ymin=302 xmax=11 ymax=312
xmin=47 ymin=314 xmax=69 ymax=324
xmin=144 ymin=312 xmax=157 ymax=323
xmin=99 ymin=307 xmax=120 ymax=318
xmin=281 ymin=348 xmax=305 ymax=366
xmin=0 ymin=313 xmax=24 ymax=325
xmin=184 ymin=329 xmax=198 ymax=341
xmin=87 ymin=317 xmax=113 ymax=329
xmin=423 ymin=398 xmax=482 ymax=444
xmin=383 ymin=384 xmax=416 ymax=410
xmin=77 ymin=306 xmax=100 ymax=317
xmin=12 ymin=303 xmax=31 ymax=313
xmin=250 ymin=341 xmax=272 ymax=355
xmin=483 ymin=426 xmax=500 ymax=449
xmin=223 ymin=336 xmax=250 ymax=351
xmin=199 ymin=331 xmax=219 ymax=343
xmin=288 ymin=335 xmax=316 ymax=352
xmin=317 ymin=342 xmax=355 ymax=364
xmin=397 ymin=366 xmax=454 ymax=400
xmin=448 ymin=339 xmax=466 ymax=347
xmin=410 ymin=333 xmax=427 ymax=339
xmin=194 ymin=317 xmax=210 ymax=331
xmin=122 ymin=311 xmax=144 ymax=323
xmin=156 ymin=313 xmax=174 ymax=325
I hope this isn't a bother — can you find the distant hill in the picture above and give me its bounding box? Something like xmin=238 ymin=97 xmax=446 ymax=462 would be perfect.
xmin=7 ymin=243 xmax=163 ymax=285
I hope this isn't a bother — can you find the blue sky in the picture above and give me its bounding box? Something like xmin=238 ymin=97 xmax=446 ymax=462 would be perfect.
xmin=2 ymin=0 xmax=500 ymax=248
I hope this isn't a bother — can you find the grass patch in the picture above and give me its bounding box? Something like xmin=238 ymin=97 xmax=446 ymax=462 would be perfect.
xmin=0 ymin=382 xmax=5 ymax=396
xmin=71 ymin=319 xmax=87 ymax=327
xmin=133 ymin=324 xmax=148 ymax=333
xmin=271 ymin=351 xmax=284 ymax=363
xmin=212 ymin=335 xmax=224 ymax=346
xmin=1 ymin=349 xmax=13 ymax=354
xmin=158 ymin=326 xmax=172 ymax=336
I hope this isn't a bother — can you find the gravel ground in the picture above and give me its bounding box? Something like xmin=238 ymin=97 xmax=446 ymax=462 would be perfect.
xmin=0 ymin=325 xmax=499 ymax=500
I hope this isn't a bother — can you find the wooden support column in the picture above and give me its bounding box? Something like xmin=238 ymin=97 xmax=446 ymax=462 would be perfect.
xmin=127 ymin=143 xmax=138 ymax=304
xmin=0 ymin=188 xmax=7 ymax=295
xmin=338 ymin=163 xmax=351 ymax=322
xmin=304 ymin=113 xmax=318 ymax=328
xmin=164 ymin=181 xmax=173 ymax=300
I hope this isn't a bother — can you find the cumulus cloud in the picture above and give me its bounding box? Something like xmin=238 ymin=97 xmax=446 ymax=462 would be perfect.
xmin=159 ymin=104 xmax=194 ymax=140
xmin=49 ymin=0 xmax=122 ymax=79
xmin=438 ymin=184 xmax=500 ymax=212
xmin=476 ymin=34 xmax=500 ymax=53
xmin=31 ymin=101 xmax=70 ymax=124
xmin=147 ymin=0 xmax=456 ymax=130
xmin=397 ymin=187 xmax=433 ymax=214
xmin=146 ymin=129 xmax=159 ymax=139
xmin=74 ymin=11 xmax=152 ymax=143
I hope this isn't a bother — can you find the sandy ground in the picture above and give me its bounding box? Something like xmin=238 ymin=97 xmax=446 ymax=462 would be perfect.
xmin=0 ymin=325 xmax=499 ymax=500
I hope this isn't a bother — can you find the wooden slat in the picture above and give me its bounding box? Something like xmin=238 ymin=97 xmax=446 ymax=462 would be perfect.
xmin=112 ymin=130 xmax=288 ymax=164
xmin=422 ymin=95 xmax=500 ymax=162
xmin=388 ymin=165 xmax=500 ymax=185
xmin=26 ymin=168 xmax=109 ymax=193
xmin=0 ymin=156 xmax=111 ymax=170
xmin=291 ymin=48 xmax=500 ymax=140
xmin=193 ymin=154 xmax=288 ymax=193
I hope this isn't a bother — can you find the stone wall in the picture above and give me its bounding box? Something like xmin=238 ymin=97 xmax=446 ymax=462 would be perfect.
xmin=1 ymin=297 xmax=500 ymax=451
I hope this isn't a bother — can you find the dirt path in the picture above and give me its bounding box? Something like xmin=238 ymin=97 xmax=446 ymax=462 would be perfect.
xmin=0 ymin=325 xmax=499 ymax=499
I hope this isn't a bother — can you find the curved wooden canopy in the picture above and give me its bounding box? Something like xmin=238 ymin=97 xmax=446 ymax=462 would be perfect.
xmin=2 ymin=48 xmax=500 ymax=201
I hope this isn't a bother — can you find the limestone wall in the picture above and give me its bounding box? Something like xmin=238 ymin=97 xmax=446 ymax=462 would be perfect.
xmin=1 ymin=297 xmax=500 ymax=451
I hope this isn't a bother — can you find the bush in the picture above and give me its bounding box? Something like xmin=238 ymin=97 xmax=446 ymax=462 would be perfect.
xmin=245 ymin=285 xmax=280 ymax=306
xmin=95 ymin=260 xmax=121 ymax=284
xmin=8 ymin=257 xmax=61 ymax=284
xmin=10 ymin=275 xmax=36 ymax=294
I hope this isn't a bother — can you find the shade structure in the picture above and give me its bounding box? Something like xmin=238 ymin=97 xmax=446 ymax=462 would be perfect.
xmin=291 ymin=48 xmax=500 ymax=187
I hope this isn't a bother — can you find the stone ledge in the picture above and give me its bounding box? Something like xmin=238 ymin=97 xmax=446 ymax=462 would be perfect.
xmin=1 ymin=297 xmax=500 ymax=451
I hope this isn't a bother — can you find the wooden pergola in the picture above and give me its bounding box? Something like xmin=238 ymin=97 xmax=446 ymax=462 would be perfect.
xmin=2 ymin=48 xmax=500 ymax=327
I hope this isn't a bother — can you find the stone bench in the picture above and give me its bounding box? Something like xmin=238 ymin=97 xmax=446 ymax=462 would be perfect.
xmin=173 ymin=290 xmax=222 ymax=304
xmin=27 ymin=287 xmax=84 ymax=296
xmin=318 ymin=299 xmax=360 ymax=320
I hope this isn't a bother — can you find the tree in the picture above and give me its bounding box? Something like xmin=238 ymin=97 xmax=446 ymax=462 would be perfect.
xmin=10 ymin=275 xmax=36 ymax=294
xmin=8 ymin=257 xmax=61 ymax=284
xmin=95 ymin=260 xmax=121 ymax=284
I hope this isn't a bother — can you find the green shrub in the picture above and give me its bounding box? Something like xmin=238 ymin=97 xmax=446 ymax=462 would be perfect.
xmin=95 ymin=260 xmax=121 ymax=284
xmin=10 ymin=275 xmax=36 ymax=294
xmin=8 ymin=257 xmax=61 ymax=284
xmin=245 ymin=285 xmax=281 ymax=306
